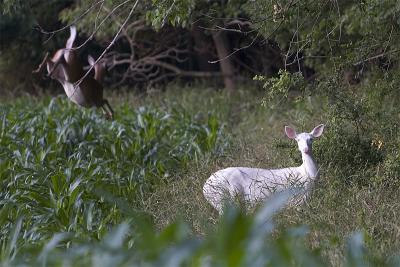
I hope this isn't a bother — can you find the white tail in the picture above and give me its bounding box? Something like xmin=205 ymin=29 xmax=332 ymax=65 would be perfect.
xmin=33 ymin=26 xmax=114 ymax=119
xmin=203 ymin=124 xmax=325 ymax=213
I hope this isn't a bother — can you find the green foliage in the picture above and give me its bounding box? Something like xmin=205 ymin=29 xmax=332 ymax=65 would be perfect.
xmin=245 ymin=0 xmax=400 ymax=73
xmin=252 ymin=66 xmax=400 ymax=196
xmin=0 ymin=97 xmax=226 ymax=249
xmin=146 ymin=0 xmax=194 ymax=29
xmin=1 ymin=188 xmax=387 ymax=267
xmin=59 ymin=0 xmax=142 ymax=40
xmin=255 ymin=70 xmax=307 ymax=106
xmin=144 ymin=0 xmax=246 ymax=29
xmin=0 ymin=0 xmax=27 ymax=15
xmin=252 ymin=71 xmax=400 ymax=264
xmin=60 ymin=0 xmax=246 ymax=38
xmin=1 ymin=86 xmax=400 ymax=266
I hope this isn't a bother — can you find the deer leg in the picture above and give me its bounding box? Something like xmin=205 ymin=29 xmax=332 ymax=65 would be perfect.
xmin=101 ymin=106 xmax=112 ymax=120
xmin=103 ymin=99 xmax=114 ymax=119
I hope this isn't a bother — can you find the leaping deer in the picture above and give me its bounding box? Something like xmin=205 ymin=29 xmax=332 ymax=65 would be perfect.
xmin=33 ymin=26 xmax=114 ymax=119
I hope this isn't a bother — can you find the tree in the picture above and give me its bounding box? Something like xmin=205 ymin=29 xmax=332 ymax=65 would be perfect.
xmin=4 ymin=0 xmax=399 ymax=93
xmin=59 ymin=0 xmax=261 ymax=91
xmin=244 ymin=0 xmax=400 ymax=79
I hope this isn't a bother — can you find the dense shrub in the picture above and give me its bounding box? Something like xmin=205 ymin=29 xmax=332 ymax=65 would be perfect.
xmin=262 ymin=70 xmax=400 ymax=189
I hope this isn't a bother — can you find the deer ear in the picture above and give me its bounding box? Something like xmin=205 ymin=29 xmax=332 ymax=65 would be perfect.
xmin=285 ymin=126 xmax=297 ymax=139
xmin=88 ymin=55 xmax=95 ymax=66
xmin=310 ymin=124 xmax=325 ymax=138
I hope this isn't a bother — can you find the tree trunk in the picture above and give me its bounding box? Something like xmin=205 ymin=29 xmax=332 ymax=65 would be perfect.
xmin=191 ymin=23 xmax=219 ymax=72
xmin=212 ymin=31 xmax=236 ymax=91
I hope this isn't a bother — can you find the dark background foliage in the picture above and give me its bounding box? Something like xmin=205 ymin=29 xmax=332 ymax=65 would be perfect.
xmin=3 ymin=0 xmax=398 ymax=93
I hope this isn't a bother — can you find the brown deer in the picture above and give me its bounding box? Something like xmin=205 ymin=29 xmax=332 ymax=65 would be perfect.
xmin=33 ymin=26 xmax=114 ymax=119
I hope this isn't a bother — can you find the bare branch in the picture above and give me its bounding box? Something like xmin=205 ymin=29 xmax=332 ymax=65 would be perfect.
xmin=35 ymin=1 xmax=105 ymax=35
xmin=208 ymin=32 xmax=260 ymax=64
xmin=353 ymin=49 xmax=400 ymax=66
xmin=72 ymin=0 xmax=134 ymax=51
xmin=32 ymin=52 xmax=49 ymax=73
xmin=73 ymin=0 xmax=140 ymax=95
xmin=147 ymin=59 xmax=224 ymax=78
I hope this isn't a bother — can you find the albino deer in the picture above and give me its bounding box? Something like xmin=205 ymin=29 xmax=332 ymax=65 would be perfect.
xmin=33 ymin=26 xmax=114 ymax=119
xmin=203 ymin=124 xmax=325 ymax=213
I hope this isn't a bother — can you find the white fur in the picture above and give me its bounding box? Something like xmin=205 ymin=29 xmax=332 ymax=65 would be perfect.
xmin=203 ymin=124 xmax=325 ymax=213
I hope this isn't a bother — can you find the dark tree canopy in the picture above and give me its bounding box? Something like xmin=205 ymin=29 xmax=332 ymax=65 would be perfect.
xmin=1 ymin=0 xmax=400 ymax=92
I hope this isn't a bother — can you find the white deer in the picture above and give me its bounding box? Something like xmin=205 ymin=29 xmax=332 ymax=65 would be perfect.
xmin=33 ymin=26 xmax=114 ymax=119
xmin=203 ymin=124 xmax=325 ymax=213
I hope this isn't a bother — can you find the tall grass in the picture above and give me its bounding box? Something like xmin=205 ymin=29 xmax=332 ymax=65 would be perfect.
xmin=1 ymin=84 xmax=400 ymax=266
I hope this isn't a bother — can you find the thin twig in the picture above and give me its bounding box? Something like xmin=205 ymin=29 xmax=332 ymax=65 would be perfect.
xmin=208 ymin=32 xmax=260 ymax=64
xmin=73 ymin=0 xmax=134 ymax=51
xmin=353 ymin=49 xmax=400 ymax=66
xmin=35 ymin=1 xmax=104 ymax=35
xmin=94 ymin=1 xmax=106 ymax=29
xmin=32 ymin=52 xmax=50 ymax=73
xmin=73 ymin=0 xmax=139 ymax=91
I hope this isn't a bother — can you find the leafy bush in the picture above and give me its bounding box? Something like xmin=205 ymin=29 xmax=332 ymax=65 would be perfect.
xmin=255 ymin=70 xmax=308 ymax=107
xmin=260 ymin=71 xmax=400 ymax=188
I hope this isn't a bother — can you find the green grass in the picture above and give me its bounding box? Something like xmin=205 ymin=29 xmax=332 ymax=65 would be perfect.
xmin=1 ymin=85 xmax=400 ymax=266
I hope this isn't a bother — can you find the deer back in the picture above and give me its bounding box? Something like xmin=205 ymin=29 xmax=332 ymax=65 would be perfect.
xmin=46 ymin=26 xmax=84 ymax=83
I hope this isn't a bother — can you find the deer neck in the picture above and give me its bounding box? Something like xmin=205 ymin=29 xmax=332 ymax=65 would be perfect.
xmin=299 ymin=152 xmax=319 ymax=179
